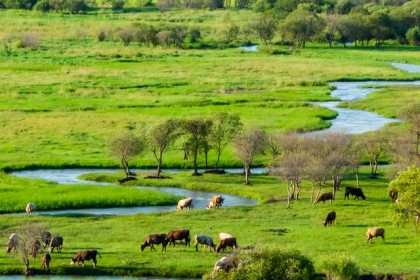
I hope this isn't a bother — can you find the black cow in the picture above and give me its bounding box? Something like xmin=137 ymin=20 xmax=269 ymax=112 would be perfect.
xmin=344 ymin=186 xmax=366 ymax=200
xmin=324 ymin=211 xmax=336 ymax=227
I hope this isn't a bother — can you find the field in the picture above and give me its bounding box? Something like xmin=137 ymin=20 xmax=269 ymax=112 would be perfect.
xmin=0 ymin=8 xmax=420 ymax=279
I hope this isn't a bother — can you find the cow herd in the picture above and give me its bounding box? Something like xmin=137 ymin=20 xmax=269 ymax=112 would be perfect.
xmin=140 ymin=230 xmax=238 ymax=254
xmin=175 ymin=195 xmax=225 ymax=211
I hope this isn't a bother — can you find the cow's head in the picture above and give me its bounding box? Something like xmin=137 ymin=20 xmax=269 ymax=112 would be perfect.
xmin=70 ymin=258 xmax=76 ymax=265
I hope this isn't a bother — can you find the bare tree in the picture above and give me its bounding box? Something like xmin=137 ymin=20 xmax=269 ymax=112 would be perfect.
xmin=109 ymin=133 xmax=145 ymax=178
xmin=359 ymin=131 xmax=388 ymax=178
xmin=210 ymin=112 xmax=242 ymax=170
xmin=322 ymin=132 xmax=358 ymax=198
xmin=13 ymin=224 xmax=45 ymax=276
xmin=399 ymin=103 xmax=420 ymax=156
xmin=146 ymin=119 xmax=180 ymax=178
xmin=181 ymin=118 xmax=213 ymax=176
xmin=234 ymin=129 xmax=267 ymax=185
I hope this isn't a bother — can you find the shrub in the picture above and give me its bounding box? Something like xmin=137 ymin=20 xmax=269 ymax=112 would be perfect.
xmin=65 ymin=0 xmax=88 ymax=14
xmin=119 ymin=27 xmax=134 ymax=46
xmin=97 ymin=28 xmax=107 ymax=41
xmin=204 ymin=248 xmax=314 ymax=280
xmin=320 ymin=255 xmax=360 ymax=280
xmin=17 ymin=33 xmax=40 ymax=50
xmin=406 ymin=27 xmax=420 ymax=46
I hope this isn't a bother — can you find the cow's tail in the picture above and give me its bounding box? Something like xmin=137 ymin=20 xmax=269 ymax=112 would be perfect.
xmin=97 ymin=251 xmax=102 ymax=258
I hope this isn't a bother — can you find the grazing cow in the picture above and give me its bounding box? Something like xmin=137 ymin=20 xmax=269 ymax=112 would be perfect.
xmin=344 ymin=186 xmax=366 ymax=200
xmin=315 ymin=192 xmax=334 ymax=204
xmin=140 ymin=233 xmax=167 ymax=251
xmin=216 ymin=237 xmax=238 ymax=253
xmin=166 ymin=229 xmax=191 ymax=247
xmin=41 ymin=231 xmax=52 ymax=248
xmin=48 ymin=236 xmax=63 ymax=253
xmin=70 ymin=250 xmax=101 ymax=268
xmin=213 ymin=256 xmax=238 ymax=273
xmin=389 ymin=189 xmax=398 ymax=202
xmin=176 ymin=197 xmax=194 ymax=210
xmin=31 ymin=239 xmax=41 ymax=258
xmin=41 ymin=253 xmax=51 ymax=269
xmin=194 ymin=234 xmax=216 ymax=252
xmin=207 ymin=195 xmax=224 ymax=209
xmin=6 ymin=233 xmax=19 ymax=253
xmin=26 ymin=203 xmax=36 ymax=216
xmin=219 ymin=232 xmax=234 ymax=241
xmin=366 ymin=227 xmax=385 ymax=244
xmin=324 ymin=211 xmax=336 ymax=227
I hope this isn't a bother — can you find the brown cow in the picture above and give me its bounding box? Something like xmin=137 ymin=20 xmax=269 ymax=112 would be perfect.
xmin=315 ymin=192 xmax=334 ymax=204
xmin=166 ymin=229 xmax=190 ymax=247
xmin=41 ymin=253 xmax=51 ymax=269
xmin=216 ymin=237 xmax=238 ymax=253
xmin=70 ymin=250 xmax=101 ymax=268
xmin=140 ymin=233 xmax=167 ymax=251
xmin=207 ymin=195 xmax=224 ymax=209
xmin=31 ymin=239 xmax=41 ymax=258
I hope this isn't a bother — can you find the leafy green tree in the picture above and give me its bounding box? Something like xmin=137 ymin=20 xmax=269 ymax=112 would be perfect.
xmin=367 ymin=10 xmax=394 ymax=46
xmin=188 ymin=26 xmax=201 ymax=44
xmin=280 ymin=8 xmax=325 ymax=47
xmin=210 ymin=112 xmax=242 ymax=169
xmin=222 ymin=22 xmax=240 ymax=46
xmin=181 ymin=118 xmax=213 ymax=176
xmin=389 ymin=166 xmax=420 ymax=232
xmin=119 ymin=27 xmax=135 ymax=46
xmin=146 ymin=119 xmax=180 ymax=178
xmin=251 ymin=14 xmax=278 ymax=45
xmin=320 ymin=255 xmax=360 ymax=280
xmin=110 ymin=133 xmax=145 ymax=178
xmin=234 ymin=129 xmax=267 ymax=185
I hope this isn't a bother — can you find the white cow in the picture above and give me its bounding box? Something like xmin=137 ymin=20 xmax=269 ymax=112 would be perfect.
xmin=213 ymin=256 xmax=237 ymax=273
xmin=6 ymin=233 xmax=19 ymax=253
xmin=219 ymin=232 xmax=234 ymax=241
xmin=176 ymin=197 xmax=193 ymax=210
xmin=26 ymin=203 xmax=36 ymax=216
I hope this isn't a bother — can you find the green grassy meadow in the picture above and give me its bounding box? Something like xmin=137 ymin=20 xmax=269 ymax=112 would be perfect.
xmin=0 ymin=8 xmax=420 ymax=278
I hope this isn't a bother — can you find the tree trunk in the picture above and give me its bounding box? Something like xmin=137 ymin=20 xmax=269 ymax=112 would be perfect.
xmin=313 ymin=187 xmax=322 ymax=204
xmin=157 ymin=151 xmax=163 ymax=178
xmin=244 ymin=163 xmax=250 ymax=184
xmin=310 ymin=182 xmax=315 ymax=204
xmin=215 ymin=151 xmax=221 ymax=169
xmin=192 ymin=148 xmax=199 ymax=176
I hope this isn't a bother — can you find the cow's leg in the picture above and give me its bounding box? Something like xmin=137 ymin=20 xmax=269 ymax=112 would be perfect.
xmin=93 ymin=258 xmax=97 ymax=268
xmin=151 ymin=244 xmax=156 ymax=251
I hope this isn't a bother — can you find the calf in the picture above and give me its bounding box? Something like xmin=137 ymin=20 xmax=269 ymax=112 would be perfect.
xmin=41 ymin=253 xmax=51 ymax=269
xmin=166 ymin=229 xmax=190 ymax=247
xmin=48 ymin=236 xmax=63 ymax=253
xmin=70 ymin=250 xmax=101 ymax=268
xmin=140 ymin=233 xmax=167 ymax=251
xmin=26 ymin=203 xmax=36 ymax=216
xmin=31 ymin=239 xmax=41 ymax=258
xmin=315 ymin=192 xmax=334 ymax=204
xmin=176 ymin=197 xmax=193 ymax=210
xmin=216 ymin=237 xmax=238 ymax=253
xmin=194 ymin=234 xmax=216 ymax=252
xmin=344 ymin=186 xmax=366 ymax=200
xmin=324 ymin=211 xmax=336 ymax=227
xmin=6 ymin=233 xmax=19 ymax=253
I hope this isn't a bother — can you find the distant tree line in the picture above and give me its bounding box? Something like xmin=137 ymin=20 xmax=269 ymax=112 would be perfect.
xmin=1 ymin=0 xmax=419 ymax=46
